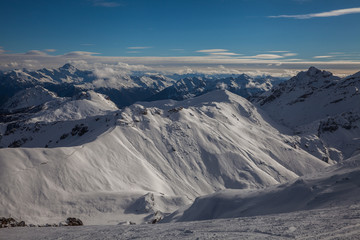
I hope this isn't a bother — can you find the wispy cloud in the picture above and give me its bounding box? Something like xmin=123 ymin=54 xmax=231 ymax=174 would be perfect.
xmin=127 ymin=46 xmax=152 ymax=50
xmin=283 ymin=53 xmax=298 ymax=57
xmin=313 ymin=56 xmax=333 ymax=59
xmin=329 ymin=52 xmax=345 ymax=55
xmin=196 ymin=49 xmax=242 ymax=57
xmin=64 ymin=51 xmax=100 ymax=57
xmin=249 ymin=54 xmax=284 ymax=59
xmin=196 ymin=49 xmax=229 ymax=53
xmin=44 ymin=49 xmax=56 ymax=52
xmin=92 ymin=0 xmax=122 ymax=7
xmin=270 ymin=7 xmax=360 ymax=19
xmin=1 ymin=50 xmax=360 ymax=76
xmin=197 ymin=50 xmax=294 ymax=59
xmin=25 ymin=50 xmax=48 ymax=56
xmin=127 ymin=51 xmax=140 ymax=54
xmin=209 ymin=52 xmax=241 ymax=56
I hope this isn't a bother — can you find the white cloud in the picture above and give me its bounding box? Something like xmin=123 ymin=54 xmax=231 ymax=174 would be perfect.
xmin=329 ymin=52 xmax=345 ymax=55
xmin=64 ymin=51 xmax=100 ymax=57
xmin=313 ymin=56 xmax=333 ymax=59
xmin=197 ymin=49 xmax=242 ymax=56
xmin=25 ymin=50 xmax=48 ymax=56
xmin=250 ymin=54 xmax=284 ymax=59
xmin=0 ymin=50 xmax=359 ymax=76
xmin=283 ymin=53 xmax=298 ymax=57
xmin=127 ymin=46 xmax=152 ymax=50
xmin=209 ymin=52 xmax=241 ymax=56
xmin=270 ymin=7 xmax=360 ymax=19
xmin=44 ymin=49 xmax=56 ymax=52
xmin=92 ymin=0 xmax=122 ymax=7
xmin=196 ymin=49 xmax=229 ymax=53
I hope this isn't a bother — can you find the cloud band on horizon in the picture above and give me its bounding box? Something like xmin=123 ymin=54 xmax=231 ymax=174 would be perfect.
xmin=270 ymin=7 xmax=360 ymax=19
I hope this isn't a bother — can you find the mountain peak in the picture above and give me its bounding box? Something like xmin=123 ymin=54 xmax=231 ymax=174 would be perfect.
xmin=59 ymin=63 xmax=77 ymax=71
xmin=307 ymin=66 xmax=321 ymax=76
xmin=304 ymin=66 xmax=332 ymax=78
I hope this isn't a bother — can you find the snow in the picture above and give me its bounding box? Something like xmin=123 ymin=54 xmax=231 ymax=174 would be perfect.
xmin=257 ymin=67 xmax=359 ymax=128
xmin=256 ymin=67 xmax=360 ymax=162
xmin=29 ymin=91 xmax=118 ymax=123
xmin=1 ymin=86 xmax=58 ymax=112
xmin=148 ymin=74 xmax=282 ymax=102
xmin=164 ymin=153 xmax=360 ymax=222
xmin=1 ymin=66 xmax=360 ymax=239
xmin=0 ymin=90 xmax=327 ymax=225
xmin=1 ymin=204 xmax=360 ymax=239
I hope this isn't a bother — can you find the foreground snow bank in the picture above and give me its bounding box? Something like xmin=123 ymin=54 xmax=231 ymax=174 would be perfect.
xmin=164 ymin=153 xmax=360 ymax=222
xmin=1 ymin=204 xmax=360 ymax=240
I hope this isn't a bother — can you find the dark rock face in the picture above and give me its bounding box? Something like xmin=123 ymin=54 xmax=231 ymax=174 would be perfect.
xmin=71 ymin=124 xmax=89 ymax=136
xmin=318 ymin=112 xmax=360 ymax=136
xmin=66 ymin=217 xmax=83 ymax=226
xmin=0 ymin=217 xmax=84 ymax=228
xmin=0 ymin=217 xmax=26 ymax=228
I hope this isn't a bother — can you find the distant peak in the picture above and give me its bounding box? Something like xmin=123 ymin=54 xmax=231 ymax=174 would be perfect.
xmin=60 ymin=63 xmax=76 ymax=70
xmin=301 ymin=66 xmax=333 ymax=78
xmin=306 ymin=66 xmax=321 ymax=76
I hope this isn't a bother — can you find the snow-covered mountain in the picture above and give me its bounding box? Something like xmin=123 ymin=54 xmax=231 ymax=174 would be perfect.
xmin=256 ymin=67 xmax=359 ymax=127
xmin=27 ymin=63 xmax=95 ymax=84
xmin=0 ymin=90 xmax=327 ymax=224
xmin=2 ymin=86 xmax=58 ymax=112
xmin=0 ymin=64 xmax=176 ymax=108
xmin=0 ymin=64 xmax=284 ymax=109
xmin=255 ymin=67 xmax=360 ymax=162
xmin=0 ymin=66 xmax=359 ymax=232
xmin=148 ymin=74 xmax=282 ymax=102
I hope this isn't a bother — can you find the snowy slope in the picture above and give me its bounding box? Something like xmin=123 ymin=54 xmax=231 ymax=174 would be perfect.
xmin=257 ymin=67 xmax=359 ymax=128
xmin=0 ymin=90 xmax=327 ymax=225
xmin=256 ymin=67 xmax=360 ymax=162
xmin=2 ymin=204 xmax=360 ymax=240
xmin=0 ymin=89 xmax=118 ymax=148
xmin=164 ymin=153 xmax=360 ymax=223
xmin=29 ymin=91 xmax=118 ymax=123
xmin=1 ymin=86 xmax=58 ymax=112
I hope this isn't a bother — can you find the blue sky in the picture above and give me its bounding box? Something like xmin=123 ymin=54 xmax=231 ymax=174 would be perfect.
xmin=1 ymin=0 xmax=360 ymax=74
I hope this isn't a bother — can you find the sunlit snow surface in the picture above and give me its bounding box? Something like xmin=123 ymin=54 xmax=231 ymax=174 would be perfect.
xmin=1 ymin=67 xmax=360 ymax=239
xmin=1 ymin=205 xmax=360 ymax=239
xmin=0 ymin=90 xmax=327 ymax=225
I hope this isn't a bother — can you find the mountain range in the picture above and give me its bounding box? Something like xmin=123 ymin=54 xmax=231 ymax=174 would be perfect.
xmin=0 ymin=65 xmax=359 ymax=228
xmin=0 ymin=64 xmax=283 ymax=109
